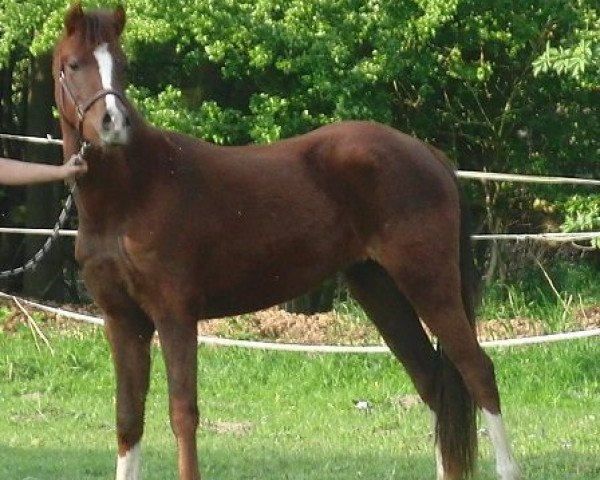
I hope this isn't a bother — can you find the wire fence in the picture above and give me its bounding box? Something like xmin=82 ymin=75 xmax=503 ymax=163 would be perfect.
xmin=1 ymin=291 xmax=598 ymax=351
xmin=2 ymin=133 xmax=600 ymax=243
xmin=0 ymin=132 xmax=63 ymax=146
xmin=2 ymin=132 xmax=600 ymax=352
xmin=4 ymin=227 xmax=600 ymax=243
xmin=456 ymin=170 xmax=600 ymax=186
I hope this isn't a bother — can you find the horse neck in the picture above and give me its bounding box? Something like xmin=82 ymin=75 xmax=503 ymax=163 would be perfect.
xmin=60 ymin=119 xmax=82 ymax=161
xmin=63 ymin=118 xmax=152 ymax=228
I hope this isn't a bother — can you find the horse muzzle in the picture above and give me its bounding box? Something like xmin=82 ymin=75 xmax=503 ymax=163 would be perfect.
xmin=98 ymin=97 xmax=131 ymax=146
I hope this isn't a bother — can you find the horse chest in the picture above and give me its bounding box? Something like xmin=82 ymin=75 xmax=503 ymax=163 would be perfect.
xmin=76 ymin=230 xmax=154 ymax=301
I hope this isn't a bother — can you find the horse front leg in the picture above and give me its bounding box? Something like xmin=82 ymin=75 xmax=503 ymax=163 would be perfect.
xmin=156 ymin=320 xmax=200 ymax=480
xmin=104 ymin=306 xmax=155 ymax=480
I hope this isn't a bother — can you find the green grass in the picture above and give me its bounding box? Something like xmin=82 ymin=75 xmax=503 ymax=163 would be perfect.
xmin=479 ymin=260 xmax=600 ymax=327
xmin=0 ymin=318 xmax=599 ymax=480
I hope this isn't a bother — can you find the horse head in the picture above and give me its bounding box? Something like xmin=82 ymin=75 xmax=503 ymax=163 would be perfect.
xmin=53 ymin=3 xmax=131 ymax=147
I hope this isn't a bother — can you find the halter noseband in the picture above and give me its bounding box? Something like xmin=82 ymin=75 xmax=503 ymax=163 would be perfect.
xmin=59 ymin=69 xmax=127 ymax=139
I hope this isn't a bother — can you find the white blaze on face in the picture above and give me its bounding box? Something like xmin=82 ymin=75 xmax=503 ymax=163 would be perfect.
xmin=93 ymin=42 xmax=128 ymax=142
xmin=115 ymin=442 xmax=141 ymax=480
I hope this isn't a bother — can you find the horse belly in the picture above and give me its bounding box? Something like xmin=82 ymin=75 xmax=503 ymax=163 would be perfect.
xmin=201 ymin=268 xmax=334 ymax=318
xmin=199 ymin=230 xmax=357 ymax=318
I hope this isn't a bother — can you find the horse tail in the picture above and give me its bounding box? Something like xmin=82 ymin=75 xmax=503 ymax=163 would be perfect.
xmin=434 ymin=188 xmax=478 ymax=479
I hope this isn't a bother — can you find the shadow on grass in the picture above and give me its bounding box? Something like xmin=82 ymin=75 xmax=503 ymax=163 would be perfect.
xmin=2 ymin=444 xmax=600 ymax=480
xmin=1 ymin=444 xmax=430 ymax=480
xmin=518 ymin=450 xmax=600 ymax=480
xmin=0 ymin=445 xmax=113 ymax=480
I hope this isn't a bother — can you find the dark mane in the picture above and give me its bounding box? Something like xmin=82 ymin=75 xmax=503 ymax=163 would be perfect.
xmin=60 ymin=9 xmax=121 ymax=47
xmin=82 ymin=11 xmax=119 ymax=44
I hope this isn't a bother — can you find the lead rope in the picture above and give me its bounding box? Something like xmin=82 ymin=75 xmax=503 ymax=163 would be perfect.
xmin=0 ymin=142 xmax=89 ymax=279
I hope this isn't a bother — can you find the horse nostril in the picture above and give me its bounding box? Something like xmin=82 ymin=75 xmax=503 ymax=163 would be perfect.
xmin=102 ymin=112 xmax=112 ymax=128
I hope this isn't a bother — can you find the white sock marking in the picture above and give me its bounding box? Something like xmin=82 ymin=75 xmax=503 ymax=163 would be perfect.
xmin=482 ymin=409 xmax=520 ymax=480
xmin=115 ymin=442 xmax=141 ymax=480
xmin=430 ymin=410 xmax=448 ymax=479
xmin=435 ymin=440 xmax=445 ymax=480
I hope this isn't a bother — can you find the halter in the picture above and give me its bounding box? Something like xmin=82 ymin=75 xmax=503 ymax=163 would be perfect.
xmin=0 ymin=68 xmax=123 ymax=279
xmin=59 ymin=69 xmax=127 ymax=139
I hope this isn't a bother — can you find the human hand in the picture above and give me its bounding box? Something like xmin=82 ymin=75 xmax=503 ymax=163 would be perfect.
xmin=62 ymin=154 xmax=88 ymax=179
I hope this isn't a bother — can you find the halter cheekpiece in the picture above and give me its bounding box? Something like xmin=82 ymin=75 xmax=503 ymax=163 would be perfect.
xmin=59 ymin=69 xmax=126 ymax=139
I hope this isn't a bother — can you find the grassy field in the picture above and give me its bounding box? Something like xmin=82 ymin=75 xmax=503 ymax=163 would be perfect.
xmin=0 ymin=314 xmax=599 ymax=480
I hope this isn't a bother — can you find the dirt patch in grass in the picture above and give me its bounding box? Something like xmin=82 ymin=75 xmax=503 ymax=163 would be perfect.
xmin=196 ymin=308 xmax=383 ymax=345
xmin=1 ymin=299 xmax=599 ymax=345
xmin=196 ymin=308 xmax=599 ymax=345
xmin=203 ymin=419 xmax=253 ymax=436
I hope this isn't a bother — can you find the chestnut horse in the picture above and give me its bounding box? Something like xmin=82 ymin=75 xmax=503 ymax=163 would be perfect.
xmin=53 ymin=5 xmax=519 ymax=480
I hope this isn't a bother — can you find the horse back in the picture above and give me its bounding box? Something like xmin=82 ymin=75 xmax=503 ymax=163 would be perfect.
xmin=79 ymin=120 xmax=459 ymax=319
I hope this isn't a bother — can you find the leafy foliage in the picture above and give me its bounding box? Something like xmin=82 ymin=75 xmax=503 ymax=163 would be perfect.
xmin=128 ymin=85 xmax=247 ymax=144
xmin=1 ymin=0 xmax=598 ymax=298
xmin=5 ymin=1 xmax=596 ymax=161
xmin=533 ymin=1 xmax=599 ymax=89
xmin=559 ymin=195 xmax=600 ymax=248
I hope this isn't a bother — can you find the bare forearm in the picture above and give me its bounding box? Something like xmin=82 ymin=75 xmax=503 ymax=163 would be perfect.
xmin=0 ymin=157 xmax=87 ymax=185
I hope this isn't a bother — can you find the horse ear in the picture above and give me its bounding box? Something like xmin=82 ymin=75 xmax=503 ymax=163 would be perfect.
xmin=65 ymin=3 xmax=85 ymax=35
xmin=114 ymin=5 xmax=126 ymax=36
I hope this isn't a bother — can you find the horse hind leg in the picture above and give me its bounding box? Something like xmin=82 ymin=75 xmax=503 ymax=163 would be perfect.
xmin=344 ymin=261 xmax=439 ymax=409
xmin=345 ymin=261 xmax=476 ymax=480
xmin=377 ymin=236 xmax=519 ymax=479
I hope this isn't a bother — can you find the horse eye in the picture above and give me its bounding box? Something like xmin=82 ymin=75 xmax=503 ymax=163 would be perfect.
xmin=68 ymin=61 xmax=80 ymax=71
